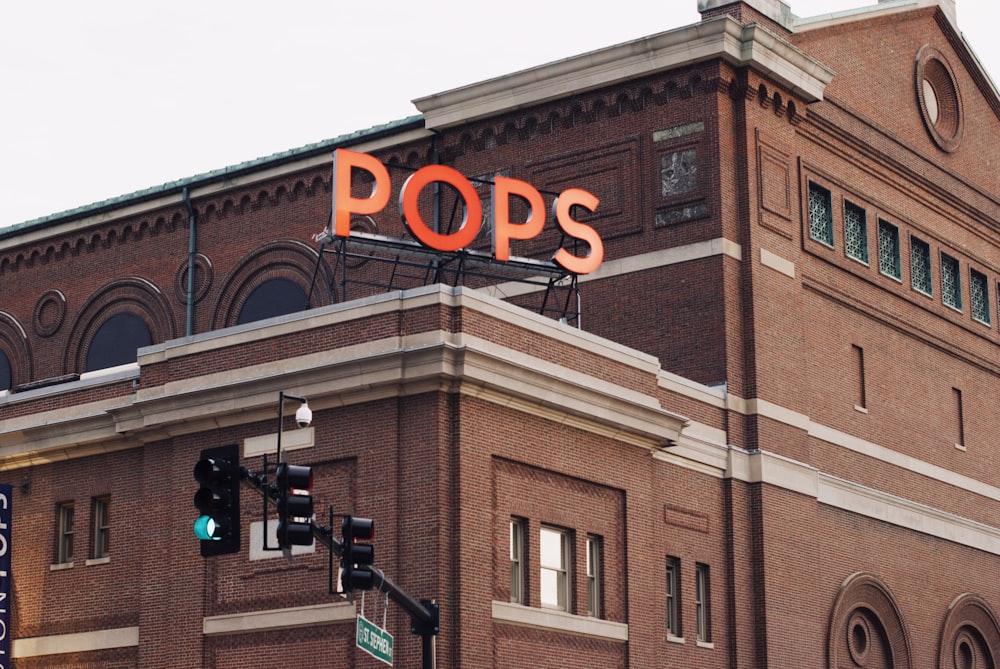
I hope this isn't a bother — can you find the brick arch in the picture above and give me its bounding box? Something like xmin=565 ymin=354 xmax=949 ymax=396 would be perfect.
xmin=939 ymin=594 xmax=1000 ymax=669
xmin=210 ymin=239 xmax=333 ymax=330
xmin=0 ymin=312 xmax=32 ymax=389
xmin=828 ymin=572 xmax=912 ymax=669
xmin=64 ymin=277 xmax=177 ymax=374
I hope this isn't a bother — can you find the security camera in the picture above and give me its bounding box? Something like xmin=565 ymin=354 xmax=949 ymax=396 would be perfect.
xmin=295 ymin=401 xmax=312 ymax=428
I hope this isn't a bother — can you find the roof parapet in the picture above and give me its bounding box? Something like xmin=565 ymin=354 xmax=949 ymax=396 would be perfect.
xmin=415 ymin=15 xmax=834 ymax=130
xmin=698 ymin=0 xmax=795 ymax=31
xmin=795 ymin=0 xmax=956 ymax=33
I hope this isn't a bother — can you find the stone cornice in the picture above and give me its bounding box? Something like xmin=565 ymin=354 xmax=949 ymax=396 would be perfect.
xmin=415 ymin=15 xmax=833 ymax=130
xmin=0 ymin=287 xmax=684 ymax=467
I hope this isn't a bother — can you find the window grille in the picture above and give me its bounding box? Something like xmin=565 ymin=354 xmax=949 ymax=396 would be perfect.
xmin=878 ymin=220 xmax=901 ymax=280
xmin=971 ymin=269 xmax=990 ymax=325
xmin=808 ymin=182 xmax=834 ymax=246
xmin=910 ymin=237 xmax=932 ymax=295
xmin=941 ymin=253 xmax=962 ymax=310
xmin=844 ymin=201 xmax=868 ymax=263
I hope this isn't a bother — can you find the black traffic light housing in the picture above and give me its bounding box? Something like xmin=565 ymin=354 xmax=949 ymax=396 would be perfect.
xmin=276 ymin=463 xmax=314 ymax=548
xmin=341 ymin=515 xmax=375 ymax=591
xmin=193 ymin=444 xmax=241 ymax=557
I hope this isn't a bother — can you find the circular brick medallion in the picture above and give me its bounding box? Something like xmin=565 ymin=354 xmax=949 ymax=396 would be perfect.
xmin=33 ymin=289 xmax=66 ymax=337
xmin=916 ymin=45 xmax=963 ymax=152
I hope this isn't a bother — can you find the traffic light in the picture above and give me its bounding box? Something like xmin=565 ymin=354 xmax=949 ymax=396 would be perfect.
xmin=341 ymin=515 xmax=375 ymax=591
xmin=193 ymin=444 xmax=241 ymax=557
xmin=276 ymin=463 xmax=314 ymax=548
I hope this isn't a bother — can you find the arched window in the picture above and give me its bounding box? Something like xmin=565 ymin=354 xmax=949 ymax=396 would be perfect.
xmin=85 ymin=313 xmax=152 ymax=372
xmin=237 ymin=278 xmax=308 ymax=325
xmin=0 ymin=349 xmax=11 ymax=391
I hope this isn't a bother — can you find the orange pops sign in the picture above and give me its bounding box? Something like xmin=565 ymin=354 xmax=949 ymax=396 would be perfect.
xmin=331 ymin=148 xmax=605 ymax=275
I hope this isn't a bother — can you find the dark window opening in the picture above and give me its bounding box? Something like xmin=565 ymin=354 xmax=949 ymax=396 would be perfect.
xmin=85 ymin=313 xmax=152 ymax=372
xmin=237 ymin=278 xmax=309 ymax=326
xmin=0 ymin=349 xmax=10 ymax=391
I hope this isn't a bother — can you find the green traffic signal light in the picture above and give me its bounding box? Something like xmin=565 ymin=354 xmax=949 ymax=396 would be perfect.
xmin=193 ymin=444 xmax=241 ymax=556
xmin=193 ymin=515 xmax=221 ymax=541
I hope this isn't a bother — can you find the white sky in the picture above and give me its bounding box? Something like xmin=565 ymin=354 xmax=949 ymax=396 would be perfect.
xmin=1 ymin=0 xmax=998 ymax=228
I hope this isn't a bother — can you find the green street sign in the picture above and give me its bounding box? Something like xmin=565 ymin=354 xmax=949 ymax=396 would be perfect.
xmin=357 ymin=614 xmax=394 ymax=666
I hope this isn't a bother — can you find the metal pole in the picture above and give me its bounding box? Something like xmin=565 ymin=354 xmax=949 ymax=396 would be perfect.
xmin=241 ymin=472 xmax=440 ymax=638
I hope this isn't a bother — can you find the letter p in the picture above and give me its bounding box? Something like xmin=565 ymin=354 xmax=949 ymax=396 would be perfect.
xmin=331 ymin=149 xmax=391 ymax=237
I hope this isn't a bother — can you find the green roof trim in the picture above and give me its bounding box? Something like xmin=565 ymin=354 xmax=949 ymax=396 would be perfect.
xmin=1 ymin=114 xmax=425 ymax=240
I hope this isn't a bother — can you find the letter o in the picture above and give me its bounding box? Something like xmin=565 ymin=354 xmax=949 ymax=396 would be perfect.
xmin=399 ymin=165 xmax=483 ymax=252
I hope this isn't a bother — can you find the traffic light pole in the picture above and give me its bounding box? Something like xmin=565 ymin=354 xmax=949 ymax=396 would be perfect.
xmin=241 ymin=470 xmax=439 ymax=669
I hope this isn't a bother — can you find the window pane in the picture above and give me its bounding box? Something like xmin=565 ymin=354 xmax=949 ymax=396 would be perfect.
xmin=85 ymin=313 xmax=152 ymax=372
xmin=509 ymin=518 xmax=524 ymax=604
xmin=0 ymin=349 xmax=10 ymax=391
xmin=808 ymin=182 xmax=834 ymax=246
xmin=971 ymin=269 xmax=990 ymax=324
xmin=93 ymin=497 xmax=110 ymax=559
xmin=666 ymin=556 xmax=680 ymax=637
xmin=696 ymin=563 xmax=711 ymax=642
xmin=540 ymin=527 xmax=568 ymax=610
xmin=878 ymin=220 xmax=901 ymax=280
xmin=57 ymin=503 xmax=75 ymax=564
xmin=586 ymin=536 xmax=601 ymax=618
xmin=237 ymin=278 xmax=309 ymax=325
xmin=844 ymin=201 xmax=868 ymax=263
xmin=942 ymin=253 xmax=962 ymax=310
xmin=910 ymin=237 xmax=932 ymax=295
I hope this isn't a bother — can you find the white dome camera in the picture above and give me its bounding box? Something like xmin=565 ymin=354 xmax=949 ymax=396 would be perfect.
xmin=295 ymin=401 xmax=312 ymax=428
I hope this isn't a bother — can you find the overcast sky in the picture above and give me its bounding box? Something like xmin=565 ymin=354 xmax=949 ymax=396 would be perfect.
xmin=2 ymin=0 xmax=998 ymax=228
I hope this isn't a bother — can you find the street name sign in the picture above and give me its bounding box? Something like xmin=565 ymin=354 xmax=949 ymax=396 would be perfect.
xmin=357 ymin=614 xmax=393 ymax=665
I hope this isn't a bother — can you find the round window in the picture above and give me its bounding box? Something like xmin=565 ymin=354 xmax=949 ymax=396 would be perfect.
xmin=916 ymin=45 xmax=963 ymax=152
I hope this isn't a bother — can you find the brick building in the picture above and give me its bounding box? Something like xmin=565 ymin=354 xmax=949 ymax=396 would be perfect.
xmin=2 ymin=0 xmax=999 ymax=666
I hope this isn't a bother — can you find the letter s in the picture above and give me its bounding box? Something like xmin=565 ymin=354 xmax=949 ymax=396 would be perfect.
xmin=552 ymin=188 xmax=604 ymax=275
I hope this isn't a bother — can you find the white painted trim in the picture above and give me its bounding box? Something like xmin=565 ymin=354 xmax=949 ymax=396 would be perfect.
xmin=807 ymin=420 xmax=1000 ymax=502
xmin=492 ymin=601 xmax=628 ymax=641
xmin=760 ymin=248 xmax=796 ymax=278
xmin=480 ymin=238 xmax=742 ymax=300
xmin=817 ymin=474 xmax=1000 ymax=555
xmin=203 ymin=602 xmax=355 ymax=636
xmin=13 ymin=626 xmax=139 ymax=658
xmin=416 ymin=17 xmax=832 ymax=129
xmin=243 ymin=427 xmax=314 ymax=458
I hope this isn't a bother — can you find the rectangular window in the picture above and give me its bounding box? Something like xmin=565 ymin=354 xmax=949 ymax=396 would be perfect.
xmin=941 ymin=253 xmax=962 ymax=311
xmin=92 ymin=496 xmax=110 ymax=559
xmin=509 ymin=518 xmax=525 ymax=604
xmin=910 ymin=236 xmax=933 ymax=296
xmin=954 ymin=387 xmax=965 ymax=450
xmin=971 ymin=269 xmax=990 ymax=325
xmin=853 ymin=345 xmax=867 ymax=410
xmin=695 ymin=563 xmax=712 ymax=643
xmin=666 ymin=556 xmax=681 ymax=638
xmin=586 ymin=535 xmax=602 ymax=618
xmin=878 ymin=219 xmax=901 ymax=280
xmin=808 ymin=182 xmax=834 ymax=246
xmin=843 ymin=200 xmax=868 ymax=264
xmin=56 ymin=502 xmax=74 ymax=564
xmin=540 ymin=526 xmax=570 ymax=611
